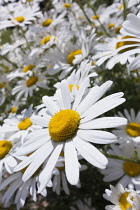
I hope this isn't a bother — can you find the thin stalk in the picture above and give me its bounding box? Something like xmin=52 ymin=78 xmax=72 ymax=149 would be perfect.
xmin=123 ymin=0 xmax=127 ymax=20
xmin=101 ymin=150 xmax=140 ymax=165
xmin=84 ymin=0 xmax=111 ymax=37
xmin=0 ymin=55 xmax=18 ymax=68
xmin=20 ymin=27 xmax=31 ymax=51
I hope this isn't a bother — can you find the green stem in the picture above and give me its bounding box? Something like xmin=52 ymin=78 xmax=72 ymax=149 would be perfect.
xmin=20 ymin=27 xmax=31 ymax=51
xmin=0 ymin=55 xmax=18 ymax=68
xmin=101 ymin=150 xmax=140 ymax=165
xmin=123 ymin=0 xmax=127 ymax=20
xmin=84 ymin=0 xmax=111 ymax=37
xmin=74 ymin=0 xmax=93 ymax=28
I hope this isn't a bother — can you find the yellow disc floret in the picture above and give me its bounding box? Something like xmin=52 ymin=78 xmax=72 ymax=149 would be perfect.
xmin=11 ymin=107 xmax=17 ymax=114
xmin=42 ymin=19 xmax=53 ymax=27
xmin=26 ymin=76 xmax=38 ymax=87
xmin=18 ymin=117 xmax=32 ymax=130
xmin=92 ymin=15 xmax=100 ymax=20
xmin=48 ymin=109 xmax=80 ymax=142
xmin=126 ymin=122 xmax=140 ymax=137
xmin=63 ymin=3 xmax=71 ymax=8
xmin=108 ymin=23 xmax=115 ymax=29
xmin=116 ymin=36 xmax=139 ymax=53
xmin=68 ymin=84 xmax=80 ymax=92
xmin=119 ymin=192 xmax=132 ymax=210
xmin=40 ymin=35 xmax=54 ymax=45
xmin=0 ymin=82 xmax=6 ymax=88
xmin=14 ymin=16 xmax=25 ymax=23
xmin=67 ymin=49 xmax=82 ymax=65
xmin=0 ymin=140 xmax=12 ymax=159
xmin=22 ymin=65 xmax=35 ymax=73
xmin=124 ymin=161 xmax=140 ymax=177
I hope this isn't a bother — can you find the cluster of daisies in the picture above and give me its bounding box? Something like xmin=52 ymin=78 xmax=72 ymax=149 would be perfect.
xmin=1 ymin=0 xmax=140 ymax=209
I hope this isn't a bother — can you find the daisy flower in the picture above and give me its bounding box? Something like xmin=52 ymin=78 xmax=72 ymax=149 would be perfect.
xmin=12 ymin=71 xmax=48 ymax=100
xmin=104 ymin=184 xmax=140 ymax=210
xmin=113 ymin=109 xmax=140 ymax=144
xmin=0 ymin=165 xmax=52 ymax=210
xmin=14 ymin=80 xmax=126 ymax=193
xmin=1 ymin=105 xmax=41 ymax=144
xmin=101 ymin=142 xmax=140 ymax=193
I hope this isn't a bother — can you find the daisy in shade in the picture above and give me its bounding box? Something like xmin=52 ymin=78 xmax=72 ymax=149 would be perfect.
xmin=12 ymin=71 xmax=48 ymax=100
xmin=104 ymin=184 xmax=140 ymax=210
xmin=113 ymin=109 xmax=140 ymax=145
xmin=0 ymin=163 xmax=52 ymax=210
xmin=101 ymin=142 xmax=140 ymax=193
xmin=52 ymin=153 xmax=87 ymax=195
xmin=14 ymin=80 xmax=126 ymax=193
xmin=1 ymin=105 xmax=41 ymax=144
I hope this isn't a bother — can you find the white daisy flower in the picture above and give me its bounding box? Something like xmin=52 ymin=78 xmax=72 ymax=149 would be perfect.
xmin=1 ymin=105 xmax=41 ymax=144
xmin=104 ymin=184 xmax=140 ymax=210
xmin=12 ymin=71 xmax=48 ymax=100
xmin=101 ymin=142 xmax=140 ymax=193
xmin=0 ymin=166 xmax=52 ymax=210
xmin=14 ymin=80 xmax=126 ymax=193
xmin=113 ymin=109 xmax=140 ymax=144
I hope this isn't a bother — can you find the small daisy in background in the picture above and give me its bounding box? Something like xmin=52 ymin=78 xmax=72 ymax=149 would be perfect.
xmin=104 ymin=184 xmax=140 ymax=210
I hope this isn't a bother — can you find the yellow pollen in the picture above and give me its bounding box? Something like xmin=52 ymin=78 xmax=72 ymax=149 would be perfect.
xmin=116 ymin=36 xmax=139 ymax=53
xmin=77 ymin=16 xmax=85 ymax=20
xmin=11 ymin=107 xmax=17 ymax=114
xmin=26 ymin=76 xmax=38 ymax=87
xmin=67 ymin=49 xmax=82 ymax=65
xmin=91 ymin=61 xmax=95 ymax=66
xmin=48 ymin=109 xmax=80 ymax=142
xmin=40 ymin=35 xmax=54 ymax=45
xmin=108 ymin=23 xmax=115 ymax=29
xmin=63 ymin=3 xmax=71 ymax=8
xmin=42 ymin=19 xmax=53 ymax=27
xmin=126 ymin=122 xmax=140 ymax=137
xmin=22 ymin=65 xmax=35 ymax=73
xmin=0 ymin=140 xmax=12 ymax=159
xmin=92 ymin=15 xmax=100 ymax=20
xmin=27 ymin=0 xmax=33 ymax=1
xmin=115 ymin=26 xmax=122 ymax=34
xmin=68 ymin=84 xmax=80 ymax=92
xmin=119 ymin=192 xmax=132 ymax=210
xmin=124 ymin=161 xmax=140 ymax=177
xmin=18 ymin=117 xmax=32 ymax=130
xmin=14 ymin=16 xmax=25 ymax=23
xmin=118 ymin=4 xmax=123 ymax=10
xmin=0 ymin=82 xmax=6 ymax=88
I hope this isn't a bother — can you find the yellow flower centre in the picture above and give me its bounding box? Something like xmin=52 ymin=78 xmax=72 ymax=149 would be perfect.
xmin=11 ymin=107 xmax=17 ymax=114
xmin=115 ymin=26 xmax=122 ymax=34
xmin=0 ymin=82 xmax=6 ymax=88
xmin=63 ymin=3 xmax=71 ymax=8
xmin=116 ymin=36 xmax=139 ymax=53
xmin=67 ymin=49 xmax=82 ymax=65
xmin=119 ymin=192 xmax=132 ymax=210
xmin=126 ymin=122 xmax=140 ymax=137
xmin=118 ymin=4 xmax=123 ymax=10
xmin=124 ymin=161 xmax=140 ymax=177
xmin=108 ymin=23 xmax=115 ymax=29
xmin=40 ymin=35 xmax=54 ymax=45
xmin=68 ymin=84 xmax=80 ymax=92
xmin=48 ymin=109 xmax=80 ymax=142
xmin=0 ymin=140 xmax=12 ymax=159
xmin=22 ymin=65 xmax=35 ymax=73
xmin=26 ymin=76 xmax=38 ymax=87
xmin=92 ymin=15 xmax=100 ymax=20
xmin=18 ymin=117 xmax=32 ymax=130
xmin=14 ymin=16 xmax=25 ymax=23
xmin=42 ymin=19 xmax=53 ymax=27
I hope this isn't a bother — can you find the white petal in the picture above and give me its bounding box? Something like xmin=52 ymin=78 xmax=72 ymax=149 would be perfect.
xmin=73 ymin=136 xmax=108 ymax=169
xmin=31 ymin=115 xmax=51 ymax=127
xmin=77 ymin=130 xmax=117 ymax=144
xmin=64 ymin=140 xmax=79 ymax=185
xmin=38 ymin=142 xmax=63 ymax=193
xmin=79 ymin=117 xmax=127 ymax=129
xmin=42 ymin=96 xmax=59 ymax=115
